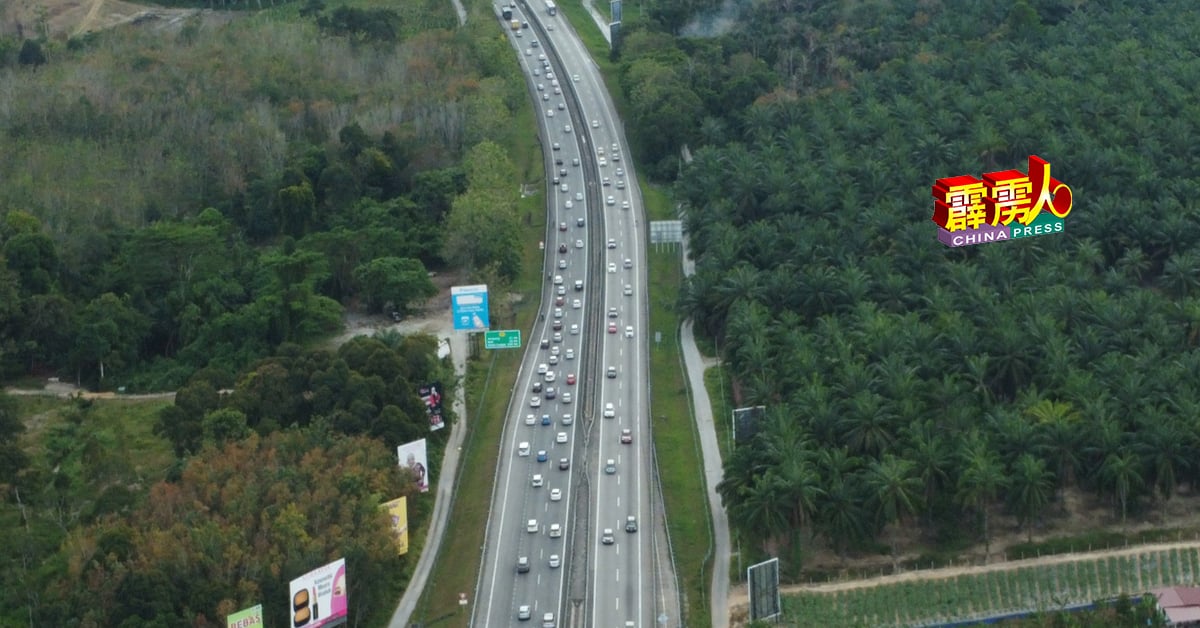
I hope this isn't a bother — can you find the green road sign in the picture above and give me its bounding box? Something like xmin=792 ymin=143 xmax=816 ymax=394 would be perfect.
xmin=485 ymin=330 xmax=522 ymax=349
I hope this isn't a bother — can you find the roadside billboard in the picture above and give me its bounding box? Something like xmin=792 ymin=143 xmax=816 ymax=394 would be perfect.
xmin=450 ymin=284 xmax=489 ymax=331
xmin=289 ymin=558 xmax=347 ymax=628
xmin=381 ymin=497 xmax=409 ymax=555
xmin=226 ymin=604 xmax=262 ymax=628
xmin=420 ymin=381 xmax=446 ymax=432
xmin=397 ymin=438 xmax=430 ymax=493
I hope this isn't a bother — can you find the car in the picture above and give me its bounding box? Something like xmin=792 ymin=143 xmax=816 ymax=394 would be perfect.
xmin=550 ymin=345 xmax=560 ymax=356
xmin=532 ymin=67 xmax=539 ymax=76
xmin=551 ymin=79 xmax=560 ymax=88
xmin=591 ymin=119 xmax=599 ymax=128
xmin=577 ymin=217 xmax=585 ymax=227
xmin=564 ymin=200 xmax=573 ymax=209
xmin=608 ymin=322 xmax=617 ymax=334
xmin=561 ymin=392 xmax=571 ymax=404
xmin=602 ymin=529 xmax=614 ymax=544
xmin=608 ymin=307 xmax=618 ymax=318
xmin=518 ymin=605 xmax=532 ymax=621
xmin=607 ymin=238 xmax=617 ymax=249
xmin=531 ymin=39 xmax=539 ymax=47
xmin=546 ymin=71 xmax=554 ymax=80
xmin=620 ymin=429 xmax=633 ymax=444
xmin=624 ymin=284 xmax=633 ymax=296
xmin=570 ymin=323 xmax=579 ymax=335
xmin=575 ymin=239 xmax=584 ymax=249
xmin=602 ymin=177 xmax=611 ymax=187
xmin=574 ymin=279 xmax=584 ymax=291
xmin=558 ymin=102 xmax=565 ymax=110
xmin=549 ymin=554 xmax=561 ymax=568
xmin=556 ymin=431 xmax=568 ymax=444
xmin=559 ymin=168 xmax=567 ymax=177
xmin=532 ymin=381 xmax=543 ymax=393
xmin=552 ymin=332 xmax=562 ymax=342
xmin=559 ymin=182 xmax=568 ymax=193
xmin=598 ymin=157 xmax=608 ymax=167
xmin=546 ymin=22 xmax=554 ymax=30
xmin=537 ymin=450 xmax=548 ymax=462
xmin=624 ymin=258 xmax=632 ymax=268
xmin=572 ymin=299 xmax=582 ymax=309
xmin=553 ymin=306 xmax=563 ymax=317
xmin=559 ymin=458 xmax=570 ymax=470
xmin=565 ymin=348 xmax=575 ymax=360
xmin=538 ymin=363 xmax=549 ymax=374
xmin=616 ymin=168 xmax=625 ymax=177
xmin=543 ymin=93 xmax=550 ymax=101
xmin=537 ymin=83 xmax=544 ymax=91
xmin=567 ymin=373 xmax=576 ymax=385
xmin=612 ymin=151 xmax=621 ymax=162
xmin=531 ymin=396 xmax=541 ymax=408
xmin=543 ymin=612 xmax=556 ymax=628
xmin=545 ymin=387 xmax=556 ymax=399
xmin=608 ymin=262 xmax=616 ymax=273
xmin=553 ymin=142 xmax=560 ymax=151
xmin=606 ymin=195 xmax=615 ymax=206
xmin=542 ymin=414 xmax=552 ymax=425
xmin=605 ymin=459 xmax=616 ymax=474
xmin=625 ymin=515 xmax=638 ymax=532
xmin=525 ymin=48 xmax=532 ymax=56
xmin=574 ymin=192 xmax=583 ymax=201
xmin=525 ymin=414 xmax=536 ymax=426
xmin=553 ymin=275 xmax=563 ymax=286
xmin=572 ymin=74 xmax=580 ymax=82
xmin=549 ymin=522 xmax=562 ymax=537
xmin=554 ymin=87 xmax=561 ymax=94
xmin=548 ymin=354 xmax=559 ymax=365
xmin=625 ymin=326 xmax=634 ymax=338
xmin=562 ymin=413 xmax=573 ymax=425
xmin=555 ymin=293 xmax=566 ymax=304
xmin=612 ymin=143 xmax=619 ymax=153
xmin=558 ymin=243 xmax=568 ymax=253
xmin=527 ymin=519 xmax=538 ymax=533
xmin=607 ymin=366 xmax=617 ymax=379
xmin=603 ymin=403 xmax=615 ymax=418
xmin=550 ymin=488 xmax=562 ymax=501
xmin=572 ymin=157 xmax=580 ymax=166
xmin=563 ymin=124 xmax=572 ymax=133
xmin=518 ymin=556 xmax=530 ymax=573
xmin=555 ymin=158 xmax=563 ymax=165
xmin=515 ymin=29 xmax=522 ymax=37
xmin=556 ymin=285 xmax=566 ymax=295
xmin=597 ymin=147 xmax=605 ymax=156
xmin=531 ymin=474 xmax=544 ymax=488
xmin=538 ymin=53 xmax=546 ymax=61
xmin=558 ymin=259 xmax=567 ymax=270
xmin=616 ymin=179 xmax=625 ymax=189
xmin=621 ymin=200 xmax=630 ymax=210
xmin=519 ymin=441 xmax=531 ymax=456
xmin=545 ymin=371 xmax=556 ymax=383
xmin=559 ymin=222 xmax=567 ymax=231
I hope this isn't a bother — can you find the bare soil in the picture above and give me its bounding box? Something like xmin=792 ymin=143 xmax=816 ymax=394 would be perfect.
xmin=1 ymin=0 xmax=232 ymax=39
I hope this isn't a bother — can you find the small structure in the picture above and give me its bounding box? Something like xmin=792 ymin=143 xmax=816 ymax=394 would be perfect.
xmin=1153 ymin=587 xmax=1200 ymax=626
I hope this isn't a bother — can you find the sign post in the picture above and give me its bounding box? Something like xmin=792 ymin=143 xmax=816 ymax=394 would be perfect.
xmin=485 ymin=330 xmax=522 ymax=349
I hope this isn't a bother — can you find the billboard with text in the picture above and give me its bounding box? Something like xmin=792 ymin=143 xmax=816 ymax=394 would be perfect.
xmin=451 ymin=284 xmax=489 ymax=330
xmin=289 ymin=558 xmax=347 ymax=628
xmin=419 ymin=382 xmax=446 ymax=431
xmin=381 ymin=497 xmax=409 ymax=556
xmin=226 ymin=604 xmax=262 ymax=628
xmin=397 ymin=438 xmax=430 ymax=492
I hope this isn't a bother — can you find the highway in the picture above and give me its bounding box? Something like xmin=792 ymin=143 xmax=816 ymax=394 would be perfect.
xmin=474 ymin=3 xmax=655 ymax=627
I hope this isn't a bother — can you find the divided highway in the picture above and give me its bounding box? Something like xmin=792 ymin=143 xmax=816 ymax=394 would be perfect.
xmin=474 ymin=3 xmax=663 ymax=627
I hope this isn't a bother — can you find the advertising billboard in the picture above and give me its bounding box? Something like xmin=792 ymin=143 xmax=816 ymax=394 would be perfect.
xmin=381 ymin=497 xmax=409 ymax=556
xmin=226 ymin=604 xmax=262 ymax=628
xmin=289 ymin=558 xmax=347 ymax=628
xmin=397 ymin=438 xmax=430 ymax=493
xmin=932 ymin=155 xmax=1073 ymax=247
xmin=419 ymin=381 xmax=446 ymax=432
xmin=450 ymin=284 xmax=490 ymax=331
xmin=747 ymin=558 xmax=782 ymax=621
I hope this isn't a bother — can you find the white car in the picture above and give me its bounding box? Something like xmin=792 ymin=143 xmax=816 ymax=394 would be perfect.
xmin=603 ymin=403 xmax=615 ymax=418
xmin=625 ymin=326 xmax=634 ymax=338
xmin=556 ymin=431 xmax=568 ymax=444
xmin=616 ymin=168 xmax=625 ymax=177
xmin=570 ymin=324 xmax=579 ymax=335
xmin=546 ymin=109 xmax=554 ymax=118
xmin=548 ymin=354 xmax=559 ymax=365
xmin=565 ymin=348 xmax=575 ymax=360
xmin=572 ymin=74 xmax=580 ymax=82
xmin=564 ymin=200 xmax=573 ymax=209
xmin=601 ymin=529 xmax=614 ymax=544
xmin=624 ymin=284 xmax=633 ymax=296
xmin=532 ymin=474 xmax=544 ymax=488
xmin=591 ymin=119 xmax=599 ymax=128
xmin=549 ymin=523 xmax=562 ymax=538
xmin=624 ymin=258 xmax=632 ymax=268
xmin=531 ymin=396 xmax=541 ymax=408
xmin=598 ymin=157 xmax=608 ymax=167
xmin=561 ymin=392 xmax=572 ymax=404
xmin=575 ymin=239 xmax=584 ymax=249
xmin=607 ymin=238 xmax=617 ymax=249
xmin=545 ymin=371 xmax=556 ymax=383
xmin=519 ymin=441 xmax=531 ymax=456
xmin=558 ymin=259 xmax=567 ymax=269
xmin=621 ymin=200 xmax=630 ymax=210
xmin=575 ymin=192 xmax=583 ymax=201
xmin=606 ymin=195 xmax=615 ymax=206
xmin=550 ymin=488 xmax=562 ymax=501
xmin=549 ymin=554 xmax=561 ymax=568
xmin=572 ymin=299 xmax=582 ymax=309
xmin=527 ymin=519 xmax=538 ymax=533
xmin=537 ymin=83 xmax=545 ymax=91
xmin=525 ymin=414 xmax=536 ymax=426
xmin=525 ymin=49 xmax=532 ymax=56
xmin=554 ymin=87 xmax=561 ymax=94
xmin=608 ymin=262 xmax=616 ymax=273
xmin=564 ymin=124 xmax=572 ymax=133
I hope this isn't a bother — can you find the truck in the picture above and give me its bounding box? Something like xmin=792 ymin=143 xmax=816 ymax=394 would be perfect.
xmin=501 ymin=5 xmax=512 ymax=19
xmin=510 ymin=18 xmax=520 ymax=30
xmin=545 ymin=0 xmax=557 ymax=15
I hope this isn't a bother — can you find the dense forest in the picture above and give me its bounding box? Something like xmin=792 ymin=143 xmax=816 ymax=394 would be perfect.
xmin=608 ymin=0 xmax=1200 ymax=572
xmin=0 ymin=1 xmax=529 ymax=390
xmin=0 ymin=0 xmax=527 ymax=624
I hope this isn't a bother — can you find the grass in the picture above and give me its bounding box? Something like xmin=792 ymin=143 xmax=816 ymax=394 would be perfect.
xmin=781 ymin=545 xmax=1200 ymax=626
xmin=640 ymin=178 xmax=712 ymax=627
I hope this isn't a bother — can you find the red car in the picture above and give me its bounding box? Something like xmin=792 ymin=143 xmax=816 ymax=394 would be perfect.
xmin=566 ymin=373 xmax=576 ymax=385
xmin=620 ymin=429 xmax=632 ymax=444
xmin=607 ymin=322 xmax=617 ymax=334
xmin=555 ymin=296 xmax=565 ymax=306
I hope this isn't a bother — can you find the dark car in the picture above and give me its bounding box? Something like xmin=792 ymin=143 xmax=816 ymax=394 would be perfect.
xmin=558 ymin=243 xmax=568 ymax=254
xmin=559 ymin=458 xmax=570 ymax=470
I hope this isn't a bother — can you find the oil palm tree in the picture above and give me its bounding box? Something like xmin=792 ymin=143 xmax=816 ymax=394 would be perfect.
xmin=865 ymin=455 xmax=922 ymax=567
xmin=1007 ymin=454 xmax=1054 ymax=542
xmin=956 ymin=442 xmax=1008 ymax=560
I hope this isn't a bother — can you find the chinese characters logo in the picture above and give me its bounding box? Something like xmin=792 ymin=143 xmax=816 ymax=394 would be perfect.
xmin=932 ymin=155 xmax=1073 ymax=247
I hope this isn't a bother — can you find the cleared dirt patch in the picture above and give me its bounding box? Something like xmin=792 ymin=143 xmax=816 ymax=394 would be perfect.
xmin=2 ymin=0 xmax=231 ymax=39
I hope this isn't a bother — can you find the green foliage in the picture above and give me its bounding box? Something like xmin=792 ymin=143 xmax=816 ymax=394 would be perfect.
xmin=352 ymin=256 xmax=437 ymax=314
xmin=17 ymin=39 xmax=46 ymax=67
xmin=315 ymin=6 xmax=402 ymax=44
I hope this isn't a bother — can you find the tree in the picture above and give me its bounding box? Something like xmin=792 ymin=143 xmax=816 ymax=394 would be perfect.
xmin=864 ymin=455 xmax=921 ymax=566
xmin=1007 ymin=454 xmax=1054 ymax=541
xmin=1100 ymin=450 xmax=1145 ymax=525
xmin=0 ymin=393 xmax=29 ymax=485
xmin=352 ymin=257 xmax=437 ymax=314
xmin=17 ymin=39 xmax=46 ymax=67
xmin=69 ymin=293 xmax=149 ymax=386
xmin=957 ymin=444 xmax=1008 ymax=560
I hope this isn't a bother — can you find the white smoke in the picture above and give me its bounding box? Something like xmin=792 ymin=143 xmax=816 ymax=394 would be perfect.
xmin=678 ymin=0 xmax=743 ymax=38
